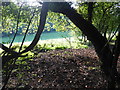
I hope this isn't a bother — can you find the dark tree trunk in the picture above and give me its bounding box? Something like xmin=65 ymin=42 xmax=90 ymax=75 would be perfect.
xmin=62 ymin=9 xmax=113 ymax=67
xmin=88 ymin=2 xmax=94 ymax=23
xmin=50 ymin=3 xmax=119 ymax=88
xmin=112 ymin=30 xmax=120 ymax=87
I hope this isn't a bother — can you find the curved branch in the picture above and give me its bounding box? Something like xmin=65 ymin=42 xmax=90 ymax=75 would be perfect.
xmin=20 ymin=2 xmax=49 ymax=54
xmin=0 ymin=2 xmax=49 ymax=56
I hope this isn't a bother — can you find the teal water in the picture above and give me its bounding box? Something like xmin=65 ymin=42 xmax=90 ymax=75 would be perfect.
xmin=1 ymin=31 xmax=71 ymax=43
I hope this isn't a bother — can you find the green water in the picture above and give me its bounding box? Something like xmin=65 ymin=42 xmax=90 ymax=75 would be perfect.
xmin=1 ymin=31 xmax=71 ymax=43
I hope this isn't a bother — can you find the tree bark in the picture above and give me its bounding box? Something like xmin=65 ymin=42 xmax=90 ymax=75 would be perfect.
xmin=63 ymin=8 xmax=118 ymax=88
xmin=88 ymin=2 xmax=94 ymax=23
xmin=49 ymin=3 xmax=119 ymax=88
xmin=62 ymin=8 xmax=113 ymax=68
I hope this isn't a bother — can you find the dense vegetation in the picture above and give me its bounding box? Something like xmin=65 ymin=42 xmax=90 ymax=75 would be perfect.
xmin=0 ymin=0 xmax=120 ymax=89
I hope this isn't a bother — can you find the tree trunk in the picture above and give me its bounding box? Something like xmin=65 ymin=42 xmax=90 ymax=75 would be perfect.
xmin=63 ymin=9 xmax=113 ymax=67
xmin=88 ymin=2 xmax=94 ymax=23
xmin=51 ymin=4 xmax=119 ymax=88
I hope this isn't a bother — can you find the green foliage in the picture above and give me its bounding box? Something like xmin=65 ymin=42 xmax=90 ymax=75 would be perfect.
xmin=35 ymin=38 xmax=88 ymax=50
xmin=92 ymin=2 xmax=120 ymax=36
xmin=67 ymin=2 xmax=120 ymax=43
xmin=55 ymin=46 xmax=67 ymax=50
xmin=46 ymin=11 xmax=78 ymax=32
xmin=45 ymin=2 xmax=120 ymax=45
xmin=1 ymin=2 xmax=119 ymax=45
xmin=1 ymin=2 xmax=18 ymax=33
xmin=7 ymin=38 xmax=88 ymax=58
xmin=1 ymin=2 xmax=41 ymax=36
xmin=76 ymin=3 xmax=88 ymax=19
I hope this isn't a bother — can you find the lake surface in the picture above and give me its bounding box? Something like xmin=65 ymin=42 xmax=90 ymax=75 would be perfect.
xmin=1 ymin=31 xmax=72 ymax=43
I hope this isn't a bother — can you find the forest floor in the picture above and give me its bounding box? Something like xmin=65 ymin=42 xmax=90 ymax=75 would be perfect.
xmin=7 ymin=48 xmax=120 ymax=88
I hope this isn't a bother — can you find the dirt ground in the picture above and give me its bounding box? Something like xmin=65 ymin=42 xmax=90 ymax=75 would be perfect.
xmin=7 ymin=48 xmax=120 ymax=88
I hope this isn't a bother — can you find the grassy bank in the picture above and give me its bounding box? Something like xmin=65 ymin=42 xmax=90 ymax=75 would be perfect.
xmin=3 ymin=37 xmax=88 ymax=51
xmin=1 ymin=37 xmax=89 ymax=61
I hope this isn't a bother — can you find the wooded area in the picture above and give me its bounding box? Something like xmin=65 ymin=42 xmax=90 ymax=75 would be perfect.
xmin=0 ymin=0 xmax=120 ymax=89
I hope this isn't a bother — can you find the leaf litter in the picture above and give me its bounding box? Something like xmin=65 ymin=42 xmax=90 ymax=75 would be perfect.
xmin=7 ymin=48 xmax=120 ymax=88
